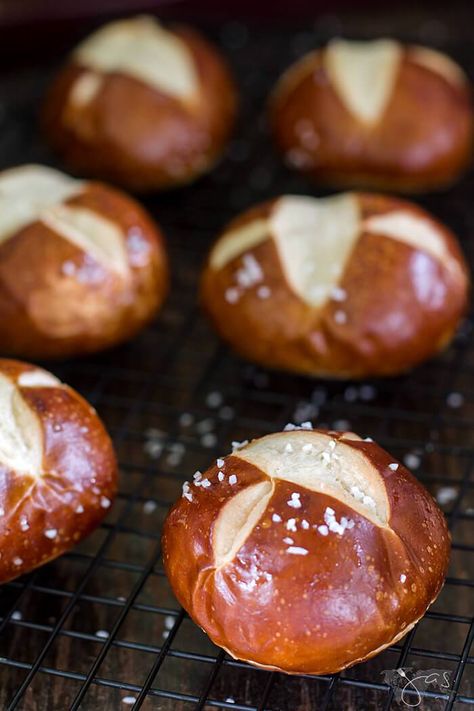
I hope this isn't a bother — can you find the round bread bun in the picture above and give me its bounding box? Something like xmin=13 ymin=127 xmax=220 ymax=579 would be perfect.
xmin=42 ymin=15 xmax=237 ymax=192
xmin=0 ymin=164 xmax=168 ymax=359
xmin=270 ymin=39 xmax=473 ymax=192
xmin=0 ymin=359 xmax=117 ymax=584
xmin=162 ymin=426 xmax=450 ymax=675
xmin=200 ymin=192 xmax=469 ymax=378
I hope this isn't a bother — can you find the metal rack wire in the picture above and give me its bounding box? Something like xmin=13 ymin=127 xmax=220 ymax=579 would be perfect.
xmin=0 ymin=9 xmax=472 ymax=710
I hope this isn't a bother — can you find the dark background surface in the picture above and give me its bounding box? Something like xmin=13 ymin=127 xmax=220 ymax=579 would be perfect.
xmin=0 ymin=2 xmax=472 ymax=709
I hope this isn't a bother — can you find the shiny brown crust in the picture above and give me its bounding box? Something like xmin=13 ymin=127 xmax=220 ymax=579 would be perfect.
xmin=42 ymin=25 xmax=238 ymax=192
xmin=0 ymin=359 xmax=117 ymax=584
xmin=270 ymin=46 xmax=473 ymax=192
xmin=162 ymin=429 xmax=451 ymax=675
xmin=0 ymin=180 xmax=168 ymax=359
xmin=200 ymin=193 xmax=469 ymax=379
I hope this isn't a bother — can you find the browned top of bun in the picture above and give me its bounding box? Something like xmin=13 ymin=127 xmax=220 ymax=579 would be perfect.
xmin=201 ymin=192 xmax=469 ymax=378
xmin=163 ymin=428 xmax=450 ymax=674
xmin=271 ymin=39 xmax=472 ymax=191
xmin=0 ymin=359 xmax=117 ymax=583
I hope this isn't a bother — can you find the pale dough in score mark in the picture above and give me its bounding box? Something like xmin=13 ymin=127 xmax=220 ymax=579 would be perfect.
xmin=212 ymin=431 xmax=390 ymax=568
xmin=71 ymin=15 xmax=199 ymax=105
xmin=324 ymin=39 xmax=402 ymax=125
xmin=209 ymin=193 xmax=459 ymax=308
xmin=0 ymin=165 xmax=129 ymax=276
xmin=276 ymin=39 xmax=466 ymax=126
xmin=0 ymin=374 xmax=44 ymax=477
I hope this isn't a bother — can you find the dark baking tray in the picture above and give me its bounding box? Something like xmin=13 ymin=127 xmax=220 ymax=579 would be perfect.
xmin=0 ymin=4 xmax=472 ymax=710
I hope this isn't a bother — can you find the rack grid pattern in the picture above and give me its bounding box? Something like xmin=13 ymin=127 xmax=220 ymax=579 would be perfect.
xmin=0 ymin=11 xmax=472 ymax=710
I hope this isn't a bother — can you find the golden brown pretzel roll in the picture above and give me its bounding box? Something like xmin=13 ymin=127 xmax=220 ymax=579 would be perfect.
xmin=200 ymin=192 xmax=469 ymax=378
xmin=270 ymin=39 xmax=473 ymax=191
xmin=0 ymin=359 xmax=117 ymax=583
xmin=0 ymin=164 xmax=168 ymax=359
xmin=162 ymin=427 xmax=450 ymax=675
xmin=42 ymin=16 xmax=237 ymax=191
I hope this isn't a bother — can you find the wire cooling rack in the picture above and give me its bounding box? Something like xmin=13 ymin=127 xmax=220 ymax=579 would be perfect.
xmin=0 ymin=7 xmax=472 ymax=710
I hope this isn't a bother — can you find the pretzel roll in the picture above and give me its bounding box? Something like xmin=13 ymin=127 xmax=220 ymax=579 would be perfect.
xmin=162 ymin=427 xmax=450 ymax=675
xmin=0 ymin=164 xmax=168 ymax=359
xmin=0 ymin=359 xmax=117 ymax=583
xmin=42 ymin=15 xmax=237 ymax=191
xmin=270 ymin=39 xmax=473 ymax=191
xmin=200 ymin=192 xmax=469 ymax=378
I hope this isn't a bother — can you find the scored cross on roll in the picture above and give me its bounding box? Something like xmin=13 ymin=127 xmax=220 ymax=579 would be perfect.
xmin=200 ymin=192 xmax=469 ymax=378
xmin=270 ymin=38 xmax=473 ymax=191
xmin=0 ymin=164 xmax=168 ymax=359
xmin=162 ymin=426 xmax=450 ymax=675
xmin=0 ymin=359 xmax=117 ymax=584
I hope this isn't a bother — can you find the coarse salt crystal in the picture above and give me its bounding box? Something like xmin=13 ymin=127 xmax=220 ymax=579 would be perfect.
xmin=330 ymin=287 xmax=347 ymax=302
xmin=301 ymin=519 xmax=310 ymax=529
xmin=218 ymin=471 xmax=225 ymax=482
xmin=206 ymin=391 xmax=223 ymax=408
xmin=75 ymin=504 xmax=84 ymax=514
xmin=179 ymin=412 xmax=194 ymax=427
xmin=389 ymin=463 xmax=399 ymax=471
xmin=283 ymin=537 xmax=294 ymax=544
xmin=286 ymin=518 xmax=297 ymax=532
xmin=44 ymin=529 xmax=57 ymax=539
xmin=400 ymin=574 xmax=407 ymax=583
xmin=287 ymin=496 xmax=302 ymax=509
xmin=334 ymin=310 xmax=347 ymax=324
xmin=229 ymin=474 xmax=238 ymax=485
xmin=272 ymin=513 xmax=282 ymax=523
xmin=287 ymin=546 xmax=308 ymax=555
xmin=201 ymin=479 xmax=212 ymax=488
xmin=446 ymin=392 xmax=464 ymax=409
xmin=100 ymin=496 xmax=111 ymax=509
xmin=436 ymin=486 xmax=458 ymax=505
xmin=143 ymin=500 xmax=157 ymax=514
xmin=216 ymin=458 xmax=225 ymax=468
xmin=225 ymin=287 xmax=240 ymax=304
xmin=404 ymin=453 xmax=421 ymax=469
xmin=13 ymin=557 xmax=23 ymax=566
xmin=193 ymin=471 xmax=202 ymax=481
xmin=201 ymin=433 xmax=217 ymax=448
xmin=232 ymin=440 xmax=248 ymax=452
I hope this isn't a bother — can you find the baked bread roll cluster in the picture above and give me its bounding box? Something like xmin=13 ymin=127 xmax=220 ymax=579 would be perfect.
xmin=163 ymin=426 xmax=450 ymax=675
xmin=201 ymin=192 xmax=468 ymax=378
xmin=271 ymin=39 xmax=472 ymax=191
xmin=42 ymin=16 xmax=237 ymax=191
xmin=0 ymin=359 xmax=117 ymax=584
xmin=0 ymin=164 xmax=168 ymax=359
